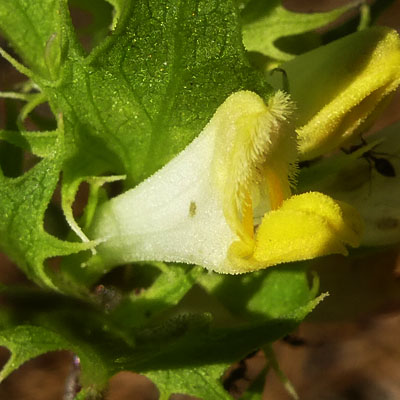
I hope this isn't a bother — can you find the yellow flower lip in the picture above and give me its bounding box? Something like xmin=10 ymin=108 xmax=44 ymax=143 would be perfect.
xmin=267 ymin=27 xmax=400 ymax=160
xmin=90 ymin=91 xmax=363 ymax=274
xmin=251 ymin=193 xmax=363 ymax=269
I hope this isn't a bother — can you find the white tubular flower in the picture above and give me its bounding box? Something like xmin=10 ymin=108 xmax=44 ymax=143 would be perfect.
xmin=90 ymin=91 xmax=363 ymax=274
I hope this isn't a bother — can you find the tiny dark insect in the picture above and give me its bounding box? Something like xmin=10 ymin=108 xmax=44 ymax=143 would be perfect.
xmin=370 ymin=156 xmax=396 ymax=177
xmin=342 ymin=139 xmax=396 ymax=178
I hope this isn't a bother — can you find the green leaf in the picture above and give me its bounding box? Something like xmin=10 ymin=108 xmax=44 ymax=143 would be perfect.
xmin=0 ymin=325 xmax=72 ymax=381
xmin=0 ymin=288 xmax=125 ymax=391
xmin=0 ymin=0 xmax=68 ymax=79
xmin=117 ymin=295 xmax=323 ymax=373
xmin=0 ymin=129 xmax=58 ymax=158
xmin=0 ymin=325 xmax=107 ymax=396
xmin=147 ymin=364 xmax=232 ymax=400
xmin=0 ymin=284 xmax=321 ymax=397
xmin=0 ymin=325 xmax=111 ymax=392
xmin=104 ymin=0 xmax=129 ymax=30
xmin=110 ymin=264 xmax=205 ymax=330
xmin=0 ymin=134 xmax=92 ymax=290
xmin=240 ymin=0 xmax=356 ymax=61
xmin=199 ymin=263 xmax=316 ymax=321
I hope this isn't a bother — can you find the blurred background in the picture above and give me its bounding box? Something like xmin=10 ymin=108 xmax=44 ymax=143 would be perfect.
xmin=1 ymin=0 xmax=400 ymax=399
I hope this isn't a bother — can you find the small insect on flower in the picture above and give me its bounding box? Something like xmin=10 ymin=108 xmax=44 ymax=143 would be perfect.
xmin=364 ymin=153 xmax=396 ymax=178
xmin=342 ymin=139 xmax=396 ymax=178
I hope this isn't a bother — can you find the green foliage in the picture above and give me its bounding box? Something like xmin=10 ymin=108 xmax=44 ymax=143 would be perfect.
xmin=0 ymin=325 xmax=72 ymax=381
xmin=0 ymin=129 xmax=58 ymax=158
xmin=0 ymin=289 xmax=120 ymax=393
xmin=0 ymin=325 xmax=110 ymax=388
xmin=147 ymin=365 xmax=232 ymax=400
xmin=240 ymin=0 xmax=356 ymax=61
xmin=199 ymin=262 xmax=317 ymax=321
xmin=0 ymin=131 xmax=92 ymax=290
xmin=0 ymin=278 xmax=320 ymax=398
xmin=0 ymin=0 xmax=66 ymax=78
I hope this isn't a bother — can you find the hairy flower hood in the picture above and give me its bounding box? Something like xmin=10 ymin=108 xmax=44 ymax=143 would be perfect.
xmin=90 ymin=91 xmax=363 ymax=273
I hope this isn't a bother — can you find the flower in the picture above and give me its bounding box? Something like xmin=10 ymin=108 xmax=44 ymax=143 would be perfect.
xmin=90 ymin=91 xmax=362 ymax=274
xmin=267 ymin=27 xmax=400 ymax=161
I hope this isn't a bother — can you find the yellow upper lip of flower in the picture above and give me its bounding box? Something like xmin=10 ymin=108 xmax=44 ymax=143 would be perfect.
xmin=210 ymin=90 xmax=296 ymax=245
